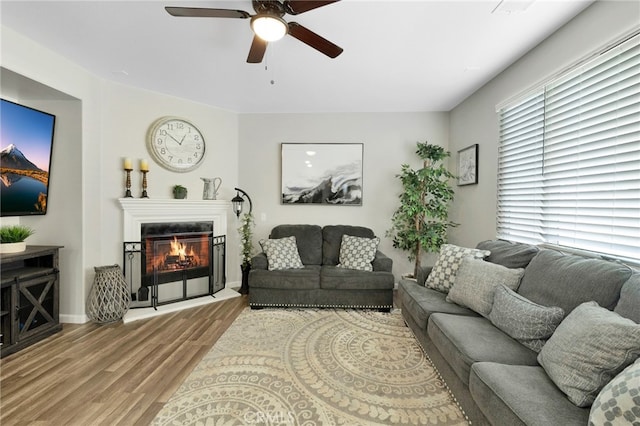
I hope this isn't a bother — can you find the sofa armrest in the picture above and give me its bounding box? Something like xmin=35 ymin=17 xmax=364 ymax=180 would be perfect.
xmin=250 ymin=253 xmax=268 ymax=270
xmin=372 ymin=250 xmax=393 ymax=272
xmin=416 ymin=266 xmax=433 ymax=286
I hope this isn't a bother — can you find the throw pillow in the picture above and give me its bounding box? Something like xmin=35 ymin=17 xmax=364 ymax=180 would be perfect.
xmin=259 ymin=236 xmax=304 ymax=271
xmin=446 ymin=257 xmax=524 ymax=317
xmin=425 ymin=244 xmax=491 ymax=293
xmin=589 ymin=358 xmax=640 ymax=426
xmin=538 ymin=301 xmax=640 ymax=407
xmin=489 ymin=284 xmax=565 ymax=352
xmin=337 ymin=235 xmax=379 ymax=271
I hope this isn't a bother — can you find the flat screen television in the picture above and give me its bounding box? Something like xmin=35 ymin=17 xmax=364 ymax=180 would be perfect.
xmin=0 ymin=98 xmax=56 ymax=216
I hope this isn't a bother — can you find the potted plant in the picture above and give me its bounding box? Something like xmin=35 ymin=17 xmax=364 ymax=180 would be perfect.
xmin=387 ymin=141 xmax=457 ymax=278
xmin=0 ymin=225 xmax=35 ymax=254
xmin=238 ymin=212 xmax=255 ymax=294
xmin=173 ymin=185 xmax=188 ymax=199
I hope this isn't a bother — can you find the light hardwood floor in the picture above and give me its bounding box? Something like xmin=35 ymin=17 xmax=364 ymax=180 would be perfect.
xmin=0 ymin=294 xmax=248 ymax=426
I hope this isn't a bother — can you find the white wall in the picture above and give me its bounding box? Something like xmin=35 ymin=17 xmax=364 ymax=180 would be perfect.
xmin=1 ymin=27 xmax=103 ymax=323
xmin=238 ymin=112 xmax=450 ymax=276
xmin=99 ymin=81 xmax=241 ymax=281
xmin=448 ymin=1 xmax=640 ymax=248
xmin=1 ymin=27 xmax=242 ymax=322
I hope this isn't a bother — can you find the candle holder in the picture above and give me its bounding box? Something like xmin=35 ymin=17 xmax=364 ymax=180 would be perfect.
xmin=141 ymin=170 xmax=149 ymax=198
xmin=124 ymin=168 xmax=133 ymax=198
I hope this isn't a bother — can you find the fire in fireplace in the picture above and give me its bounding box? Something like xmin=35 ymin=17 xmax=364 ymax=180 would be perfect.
xmin=141 ymin=222 xmax=213 ymax=286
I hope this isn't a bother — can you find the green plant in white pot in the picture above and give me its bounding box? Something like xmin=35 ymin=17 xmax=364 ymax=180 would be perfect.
xmin=387 ymin=141 xmax=457 ymax=278
xmin=0 ymin=225 xmax=34 ymax=254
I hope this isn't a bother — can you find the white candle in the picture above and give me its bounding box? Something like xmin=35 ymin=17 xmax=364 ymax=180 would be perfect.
xmin=123 ymin=158 xmax=133 ymax=170
xmin=140 ymin=159 xmax=149 ymax=171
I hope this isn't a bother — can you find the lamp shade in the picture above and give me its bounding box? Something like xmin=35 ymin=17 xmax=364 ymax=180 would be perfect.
xmin=251 ymin=15 xmax=288 ymax=42
xmin=232 ymin=194 xmax=244 ymax=217
xmin=232 ymin=187 xmax=252 ymax=218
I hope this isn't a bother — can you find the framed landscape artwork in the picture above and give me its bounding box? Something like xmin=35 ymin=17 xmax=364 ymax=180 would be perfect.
xmin=457 ymin=144 xmax=478 ymax=186
xmin=281 ymin=143 xmax=363 ymax=205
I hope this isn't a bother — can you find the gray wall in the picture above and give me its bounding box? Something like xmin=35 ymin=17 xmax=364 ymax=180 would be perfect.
xmin=448 ymin=1 xmax=640 ymax=248
xmin=238 ymin=112 xmax=450 ymax=276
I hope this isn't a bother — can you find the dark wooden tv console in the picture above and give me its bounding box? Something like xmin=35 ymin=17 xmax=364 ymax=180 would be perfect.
xmin=1 ymin=245 xmax=63 ymax=358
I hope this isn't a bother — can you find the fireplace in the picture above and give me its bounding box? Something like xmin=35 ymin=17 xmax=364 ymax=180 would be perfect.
xmin=119 ymin=198 xmax=232 ymax=316
xmin=141 ymin=222 xmax=213 ymax=287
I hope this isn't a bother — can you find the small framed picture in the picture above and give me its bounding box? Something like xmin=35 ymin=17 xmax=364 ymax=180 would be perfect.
xmin=458 ymin=144 xmax=478 ymax=186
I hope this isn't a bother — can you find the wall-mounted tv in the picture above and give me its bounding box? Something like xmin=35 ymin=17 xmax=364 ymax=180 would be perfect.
xmin=0 ymin=99 xmax=56 ymax=216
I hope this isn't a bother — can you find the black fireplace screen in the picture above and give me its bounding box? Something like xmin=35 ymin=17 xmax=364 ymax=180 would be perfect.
xmin=140 ymin=222 xmax=213 ymax=286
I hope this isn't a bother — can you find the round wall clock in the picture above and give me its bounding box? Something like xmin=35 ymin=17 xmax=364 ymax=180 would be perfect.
xmin=146 ymin=116 xmax=206 ymax=172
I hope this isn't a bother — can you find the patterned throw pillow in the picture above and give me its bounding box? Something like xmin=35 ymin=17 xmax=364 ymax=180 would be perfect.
xmin=425 ymin=244 xmax=491 ymax=293
xmin=337 ymin=235 xmax=379 ymax=271
xmin=259 ymin=236 xmax=304 ymax=271
xmin=538 ymin=302 xmax=640 ymax=407
xmin=446 ymin=257 xmax=524 ymax=317
xmin=489 ymin=284 xmax=564 ymax=352
xmin=589 ymin=358 xmax=640 ymax=426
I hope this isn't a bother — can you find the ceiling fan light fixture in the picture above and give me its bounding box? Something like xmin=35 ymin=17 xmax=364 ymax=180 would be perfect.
xmin=251 ymin=14 xmax=288 ymax=42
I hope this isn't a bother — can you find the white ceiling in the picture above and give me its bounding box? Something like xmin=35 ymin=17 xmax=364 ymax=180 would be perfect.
xmin=1 ymin=0 xmax=594 ymax=113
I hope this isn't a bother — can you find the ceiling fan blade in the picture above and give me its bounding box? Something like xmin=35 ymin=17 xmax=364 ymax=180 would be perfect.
xmin=247 ymin=35 xmax=268 ymax=63
xmin=165 ymin=7 xmax=251 ymax=19
xmin=284 ymin=1 xmax=339 ymax=15
xmin=288 ymin=22 xmax=343 ymax=58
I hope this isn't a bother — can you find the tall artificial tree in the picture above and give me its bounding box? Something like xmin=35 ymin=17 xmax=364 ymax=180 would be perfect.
xmin=387 ymin=141 xmax=457 ymax=277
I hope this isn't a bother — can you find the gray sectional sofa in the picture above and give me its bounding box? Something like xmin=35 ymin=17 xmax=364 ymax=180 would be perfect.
xmin=249 ymin=224 xmax=394 ymax=310
xmin=399 ymin=239 xmax=640 ymax=425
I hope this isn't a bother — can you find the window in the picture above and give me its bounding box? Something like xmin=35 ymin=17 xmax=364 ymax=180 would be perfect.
xmin=497 ymin=33 xmax=640 ymax=262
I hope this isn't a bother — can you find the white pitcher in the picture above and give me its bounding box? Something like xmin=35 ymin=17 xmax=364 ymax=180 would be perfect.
xmin=201 ymin=177 xmax=222 ymax=200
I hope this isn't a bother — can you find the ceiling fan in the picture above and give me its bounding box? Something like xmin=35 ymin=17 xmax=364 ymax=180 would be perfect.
xmin=165 ymin=0 xmax=343 ymax=63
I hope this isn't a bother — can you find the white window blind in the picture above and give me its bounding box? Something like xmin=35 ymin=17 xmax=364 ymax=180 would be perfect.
xmin=497 ymin=33 xmax=640 ymax=262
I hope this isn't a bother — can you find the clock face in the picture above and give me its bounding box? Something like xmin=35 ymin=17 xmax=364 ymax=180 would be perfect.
xmin=146 ymin=117 xmax=206 ymax=172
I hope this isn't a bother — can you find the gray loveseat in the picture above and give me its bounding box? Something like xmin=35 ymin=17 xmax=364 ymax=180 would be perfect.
xmin=399 ymin=239 xmax=640 ymax=425
xmin=249 ymin=224 xmax=394 ymax=310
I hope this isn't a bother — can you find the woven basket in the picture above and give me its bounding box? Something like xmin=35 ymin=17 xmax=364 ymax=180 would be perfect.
xmin=87 ymin=264 xmax=131 ymax=323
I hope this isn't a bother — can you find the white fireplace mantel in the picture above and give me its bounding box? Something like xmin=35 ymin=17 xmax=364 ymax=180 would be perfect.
xmin=118 ymin=198 xmax=231 ymax=241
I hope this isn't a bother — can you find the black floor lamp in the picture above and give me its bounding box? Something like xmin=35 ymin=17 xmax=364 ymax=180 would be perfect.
xmin=232 ymin=187 xmax=253 ymax=294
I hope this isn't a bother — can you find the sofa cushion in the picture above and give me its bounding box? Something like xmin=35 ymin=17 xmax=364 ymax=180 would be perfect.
xmin=371 ymin=251 xmax=393 ymax=273
xmin=249 ymin=265 xmax=321 ymax=290
xmin=337 ymin=235 xmax=379 ymax=271
xmin=589 ymin=358 xmax=640 ymax=426
xmin=446 ymin=257 xmax=524 ymax=317
xmin=517 ymin=249 xmax=632 ymax=315
xmin=398 ymin=280 xmax=478 ymax=330
xmin=538 ymin=301 xmax=640 ymax=407
xmin=470 ymin=363 xmax=590 ymax=426
xmin=270 ymin=224 xmax=323 ymax=265
xmin=428 ymin=313 xmax=539 ymax=385
xmin=425 ymin=244 xmax=491 ymax=294
xmin=320 ymin=266 xmax=394 ymax=290
xmin=489 ymin=285 xmax=564 ymax=352
xmin=476 ymin=239 xmax=540 ymax=269
xmin=615 ymin=273 xmax=640 ymax=323
xmin=260 ymin=236 xmax=304 ymax=271
xmin=322 ymin=225 xmax=375 ymax=266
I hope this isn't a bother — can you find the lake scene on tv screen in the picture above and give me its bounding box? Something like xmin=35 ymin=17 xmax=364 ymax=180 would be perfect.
xmin=0 ymin=99 xmax=55 ymax=216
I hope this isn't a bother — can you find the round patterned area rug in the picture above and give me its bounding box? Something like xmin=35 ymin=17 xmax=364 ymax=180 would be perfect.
xmin=153 ymin=308 xmax=468 ymax=425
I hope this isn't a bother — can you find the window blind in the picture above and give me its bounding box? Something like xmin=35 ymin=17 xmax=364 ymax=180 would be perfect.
xmin=497 ymin=33 xmax=640 ymax=262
